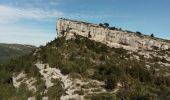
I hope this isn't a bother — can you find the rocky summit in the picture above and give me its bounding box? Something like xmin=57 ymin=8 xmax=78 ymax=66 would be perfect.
xmin=0 ymin=18 xmax=170 ymax=100
xmin=57 ymin=18 xmax=170 ymax=51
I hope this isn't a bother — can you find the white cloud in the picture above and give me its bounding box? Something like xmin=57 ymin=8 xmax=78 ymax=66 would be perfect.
xmin=0 ymin=4 xmax=111 ymax=46
xmin=0 ymin=24 xmax=56 ymax=46
xmin=0 ymin=5 xmax=63 ymax=23
xmin=7 ymin=0 xmax=60 ymax=8
xmin=0 ymin=4 xmax=61 ymax=46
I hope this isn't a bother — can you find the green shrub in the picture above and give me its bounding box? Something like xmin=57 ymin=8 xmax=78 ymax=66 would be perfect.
xmin=104 ymin=23 xmax=109 ymax=27
xmin=47 ymin=79 xmax=64 ymax=100
xmin=86 ymin=93 xmax=116 ymax=100
xmin=150 ymin=33 xmax=154 ymax=37
xmin=105 ymin=75 xmax=117 ymax=90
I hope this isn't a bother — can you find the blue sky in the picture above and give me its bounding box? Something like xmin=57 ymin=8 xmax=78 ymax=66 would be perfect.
xmin=0 ymin=0 xmax=169 ymax=46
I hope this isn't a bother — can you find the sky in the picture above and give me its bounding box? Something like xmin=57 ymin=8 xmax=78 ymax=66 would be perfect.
xmin=0 ymin=0 xmax=170 ymax=46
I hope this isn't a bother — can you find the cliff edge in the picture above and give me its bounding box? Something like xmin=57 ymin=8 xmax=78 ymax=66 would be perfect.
xmin=57 ymin=18 xmax=170 ymax=51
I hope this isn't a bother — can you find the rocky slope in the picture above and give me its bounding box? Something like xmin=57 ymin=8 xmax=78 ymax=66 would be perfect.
xmin=0 ymin=35 xmax=169 ymax=100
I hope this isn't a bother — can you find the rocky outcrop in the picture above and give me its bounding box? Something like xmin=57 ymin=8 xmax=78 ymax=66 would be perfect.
xmin=57 ymin=18 xmax=170 ymax=51
xmin=35 ymin=62 xmax=112 ymax=100
xmin=13 ymin=72 xmax=37 ymax=93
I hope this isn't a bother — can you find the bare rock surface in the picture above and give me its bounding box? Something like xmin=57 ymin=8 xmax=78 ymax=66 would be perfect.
xmin=12 ymin=72 xmax=37 ymax=92
xmin=35 ymin=62 xmax=120 ymax=100
xmin=57 ymin=18 xmax=170 ymax=51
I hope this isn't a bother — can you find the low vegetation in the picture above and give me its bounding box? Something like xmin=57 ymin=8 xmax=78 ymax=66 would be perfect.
xmin=41 ymin=35 xmax=170 ymax=99
xmin=0 ymin=34 xmax=170 ymax=99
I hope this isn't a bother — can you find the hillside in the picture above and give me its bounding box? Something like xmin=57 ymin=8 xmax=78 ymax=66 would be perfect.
xmin=0 ymin=43 xmax=36 ymax=63
xmin=0 ymin=34 xmax=170 ymax=100
xmin=0 ymin=19 xmax=170 ymax=100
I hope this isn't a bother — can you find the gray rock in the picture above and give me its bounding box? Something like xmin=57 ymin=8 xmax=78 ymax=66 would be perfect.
xmin=57 ymin=18 xmax=170 ymax=51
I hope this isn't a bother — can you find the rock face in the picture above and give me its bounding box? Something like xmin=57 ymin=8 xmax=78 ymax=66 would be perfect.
xmin=57 ymin=18 xmax=170 ymax=51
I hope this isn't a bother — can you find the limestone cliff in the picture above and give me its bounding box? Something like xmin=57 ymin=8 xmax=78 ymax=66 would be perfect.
xmin=57 ymin=18 xmax=170 ymax=51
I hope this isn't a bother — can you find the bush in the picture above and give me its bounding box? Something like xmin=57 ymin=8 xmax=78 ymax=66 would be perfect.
xmin=99 ymin=23 xmax=104 ymax=27
xmin=109 ymin=27 xmax=116 ymax=30
xmin=104 ymin=23 xmax=109 ymax=27
xmin=150 ymin=33 xmax=154 ymax=37
xmin=126 ymin=65 xmax=152 ymax=83
xmin=86 ymin=93 xmax=116 ymax=100
xmin=105 ymin=75 xmax=117 ymax=90
xmin=99 ymin=23 xmax=109 ymax=27
xmin=136 ymin=31 xmax=142 ymax=35
xmin=47 ymin=79 xmax=64 ymax=100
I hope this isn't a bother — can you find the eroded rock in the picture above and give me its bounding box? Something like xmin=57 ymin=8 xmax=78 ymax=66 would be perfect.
xmin=57 ymin=18 xmax=170 ymax=51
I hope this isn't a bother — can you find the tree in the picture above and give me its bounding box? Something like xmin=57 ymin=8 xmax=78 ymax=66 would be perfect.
xmin=136 ymin=31 xmax=142 ymax=35
xmin=109 ymin=27 xmax=116 ymax=30
xmin=99 ymin=23 xmax=104 ymax=27
xmin=150 ymin=33 xmax=154 ymax=37
xmin=88 ymin=32 xmax=92 ymax=38
xmin=104 ymin=23 xmax=109 ymax=27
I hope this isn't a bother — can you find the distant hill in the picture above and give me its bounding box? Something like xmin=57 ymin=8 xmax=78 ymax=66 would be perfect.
xmin=0 ymin=43 xmax=36 ymax=63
